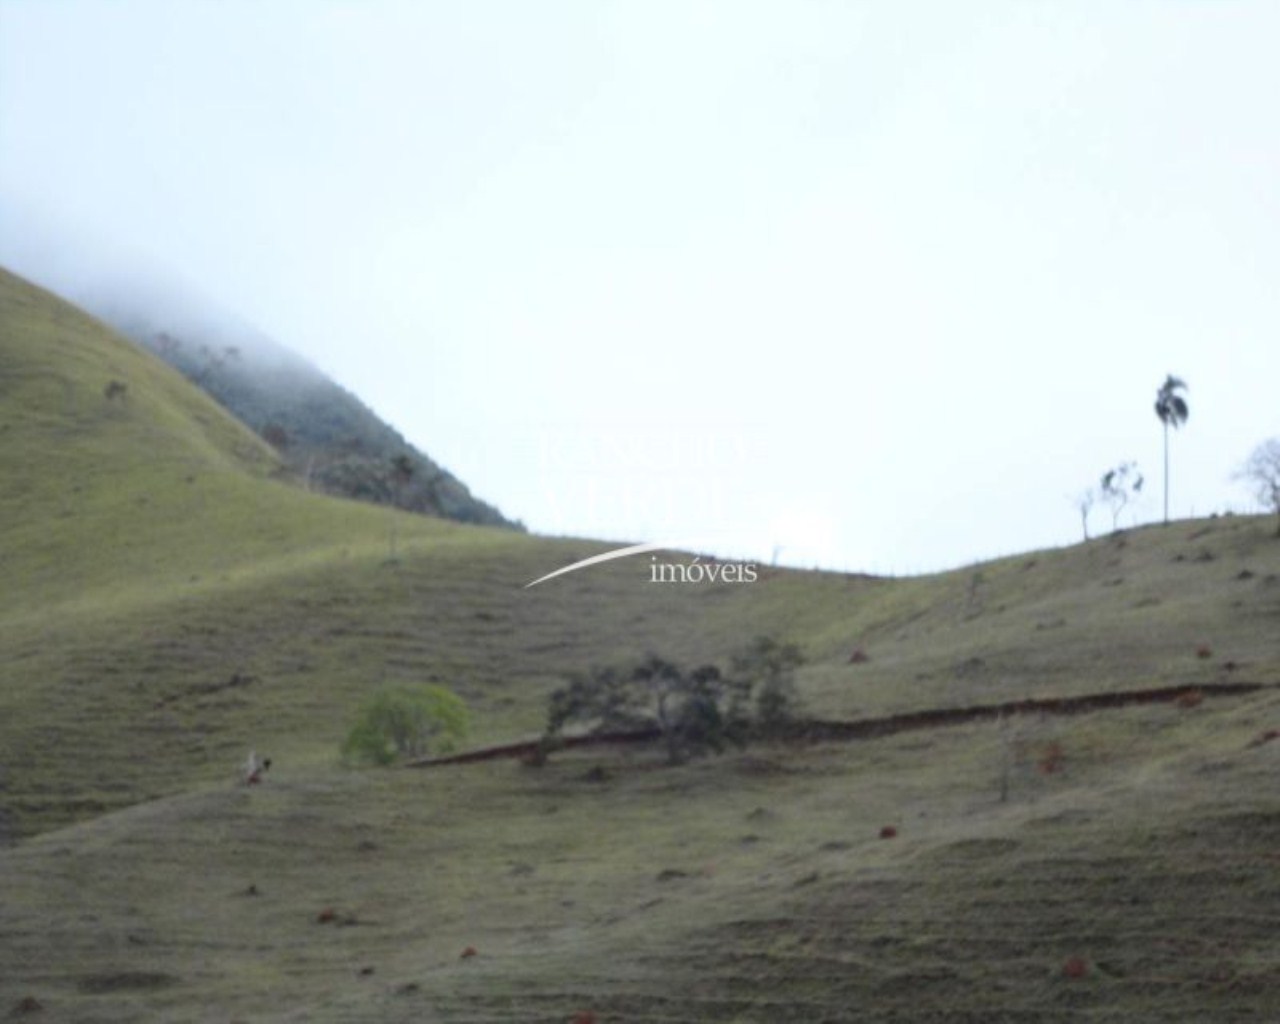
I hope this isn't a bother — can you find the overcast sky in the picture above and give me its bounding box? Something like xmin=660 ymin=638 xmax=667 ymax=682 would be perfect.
xmin=2 ymin=1 xmax=1278 ymax=573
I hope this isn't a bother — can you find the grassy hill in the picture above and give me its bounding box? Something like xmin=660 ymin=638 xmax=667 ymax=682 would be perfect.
xmin=1 ymin=266 xmax=1278 ymax=1020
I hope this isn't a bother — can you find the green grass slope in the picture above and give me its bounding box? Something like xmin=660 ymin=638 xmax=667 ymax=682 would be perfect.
xmin=2 ymin=266 xmax=1279 ymax=1019
xmin=2 ymin=688 xmax=1278 ymax=1021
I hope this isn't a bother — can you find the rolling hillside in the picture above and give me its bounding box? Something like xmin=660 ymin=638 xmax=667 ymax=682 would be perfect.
xmin=2 ymin=266 xmax=1278 ymax=1021
xmin=72 ymin=269 xmax=518 ymax=528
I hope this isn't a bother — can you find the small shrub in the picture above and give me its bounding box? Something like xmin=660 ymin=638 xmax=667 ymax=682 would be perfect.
xmin=342 ymin=684 xmax=469 ymax=766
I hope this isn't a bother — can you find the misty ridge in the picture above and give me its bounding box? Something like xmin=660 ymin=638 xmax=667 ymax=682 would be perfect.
xmin=0 ymin=221 xmax=517 ymax=530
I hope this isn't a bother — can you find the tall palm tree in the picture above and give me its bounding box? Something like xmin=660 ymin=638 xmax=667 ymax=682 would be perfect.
xmin=1154 ymin=374 xmax=1189 ymax=524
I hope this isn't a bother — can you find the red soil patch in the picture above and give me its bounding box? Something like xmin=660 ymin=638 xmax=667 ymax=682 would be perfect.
xmin=1037 ymin=741 xmax=1065 ymax=775
xmin=1246 ymin=728 xmax=1280 ymax=749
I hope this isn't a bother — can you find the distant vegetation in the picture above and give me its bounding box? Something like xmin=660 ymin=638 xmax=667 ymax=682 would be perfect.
xmin=1155 ymin=374 xmax=1190 ymax=524
xmin=540 ymin=636 xmax=804 ymax=765
xmin=1237 ymin=437 xmax=1280 ymax=535
xmin=136 ymin=328 xmax=519 ymax=530
xmin=1099 ymin=461 xmax=1144 ymax=532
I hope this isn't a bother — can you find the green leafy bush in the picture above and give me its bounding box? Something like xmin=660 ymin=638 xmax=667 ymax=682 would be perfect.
xmin=732 ymin=635 xmax=804 ymax=735
xmin=342 ymin=684 xmax=469 ymax=766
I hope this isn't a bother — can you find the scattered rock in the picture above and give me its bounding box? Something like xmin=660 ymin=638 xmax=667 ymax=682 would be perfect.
xmin=395 ymin=982 xmax=421 ymax=996
xmin=9 ymin=995 xmax=42 ymax=1015
xmin=848 ymin=647 xmax=870 ymax=664
xmin=820 ymin=840 xmax=852 ymax=852
xmin=656 ymin=869 xmax=690 ymax=883
xmin=1237 ymin=569 xmax=1256 ymax=580
xmin=509 ymin=862 xmax=536 ymax=877
xmin=581 ymin=766 xmax=610 ymax=784
xmin=793 ymin=871 xmax=820 ymax=887
xmin=357 ymin=966 xmax=375 ymax=977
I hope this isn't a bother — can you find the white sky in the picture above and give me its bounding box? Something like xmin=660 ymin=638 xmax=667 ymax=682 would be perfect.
xmin=2 ymin=1 xmax=1278 ymax=573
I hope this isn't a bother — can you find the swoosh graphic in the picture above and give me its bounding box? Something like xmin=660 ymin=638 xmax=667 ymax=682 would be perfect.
xmin=524 ymin=541 xmax=672 ymax=589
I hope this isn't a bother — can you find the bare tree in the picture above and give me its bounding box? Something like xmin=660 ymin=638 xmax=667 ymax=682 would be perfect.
xmin=1073 ymin=488 xmax=1096 ymax=541
xmin=1236 ymin=438 xmax=1280 ymax=536
xmin=1100 ymin=462 xmax=1143 ymax=531
xmin=1154 ymin=375 xmax=1189 ymax=524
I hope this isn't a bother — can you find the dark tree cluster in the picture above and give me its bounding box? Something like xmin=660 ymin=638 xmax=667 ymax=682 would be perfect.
xmin=540 ymin=637 xmax=804 ymax=765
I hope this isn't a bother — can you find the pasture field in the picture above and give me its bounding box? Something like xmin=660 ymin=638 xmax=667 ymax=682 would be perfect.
xmin=2 ymin=266 xmax=1277 ymax=1020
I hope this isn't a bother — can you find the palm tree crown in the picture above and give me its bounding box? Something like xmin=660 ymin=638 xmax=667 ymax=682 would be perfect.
xmin=1154 ymin=375 xmax=1189 ymax=429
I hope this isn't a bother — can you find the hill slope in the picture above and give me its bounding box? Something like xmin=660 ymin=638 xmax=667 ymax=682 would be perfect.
xmin=1 ymin=267 xmax=1278 ymax=1020
xmin=58 ymin=265 xmax=518 ymax=528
